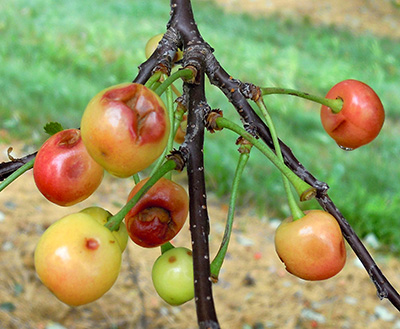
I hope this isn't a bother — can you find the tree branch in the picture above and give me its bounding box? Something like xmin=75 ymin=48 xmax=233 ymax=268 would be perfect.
xmin=180 ymin=77 xmax=220 ymax=328
xmin=0 ymin=151 xmax=37 ymax=181
xmin=204 ymin=54 xmax=328 ymax=192
xmin=317 ymin=193 xmax=400 ymax=310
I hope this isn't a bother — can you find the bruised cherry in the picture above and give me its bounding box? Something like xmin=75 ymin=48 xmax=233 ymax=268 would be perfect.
xmin=125 ymin=177 xmax=189 ymax=248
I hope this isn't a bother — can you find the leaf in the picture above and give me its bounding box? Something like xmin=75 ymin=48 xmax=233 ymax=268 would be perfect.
xmin=13 ymin=283 xmax=24 ymax=296
xmin=0 ymin=302 xmax=16 ymax=312
xmin=43 ymin=122 xmax=64 ymax=136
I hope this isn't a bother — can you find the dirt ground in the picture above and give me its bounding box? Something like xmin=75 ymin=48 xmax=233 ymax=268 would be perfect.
xmin=2 ymin=1 xmax=400 ymax=328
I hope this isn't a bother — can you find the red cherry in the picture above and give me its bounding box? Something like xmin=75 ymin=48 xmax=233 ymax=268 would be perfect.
xmin=320 ymin=79 xmax=384 ymax=149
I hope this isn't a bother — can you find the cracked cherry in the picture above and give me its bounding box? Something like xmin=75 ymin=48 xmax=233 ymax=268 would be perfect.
xmin=80 ymin=83 xmax=170 ymax=177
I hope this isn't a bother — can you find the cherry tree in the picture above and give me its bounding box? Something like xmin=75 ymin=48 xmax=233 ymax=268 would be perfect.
xmin=0 ymin=1 xmax=398 ymax=328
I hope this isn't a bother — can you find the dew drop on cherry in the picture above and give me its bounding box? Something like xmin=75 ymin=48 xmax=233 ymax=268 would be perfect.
xmin=338 ymin=144 xmax=354 ymax=151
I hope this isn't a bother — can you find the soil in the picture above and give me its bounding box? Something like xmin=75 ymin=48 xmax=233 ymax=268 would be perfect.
xmin=2 ymin=2 xmax=400 ymax=328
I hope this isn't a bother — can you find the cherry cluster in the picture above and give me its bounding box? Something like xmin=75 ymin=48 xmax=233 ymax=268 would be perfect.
xmin=30 ymin=58 xmax=385 ymax=309
xmin=32 ymin=79 xmax=197 ymax=306
xmin=0 ymin=1 xmax=392 ymax=327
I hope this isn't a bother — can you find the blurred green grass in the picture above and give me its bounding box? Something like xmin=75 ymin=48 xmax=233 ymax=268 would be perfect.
xmin=1 ymin=0 xmax=400 ymax=253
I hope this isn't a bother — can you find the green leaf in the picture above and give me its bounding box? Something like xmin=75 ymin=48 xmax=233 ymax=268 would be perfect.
xmin=0 ymin=302 xmax=16 ymax=312
xmin=13 ymin=283 xmax=24 ymax=296
xmin=43 ymin=122 xmax=64 ymax=136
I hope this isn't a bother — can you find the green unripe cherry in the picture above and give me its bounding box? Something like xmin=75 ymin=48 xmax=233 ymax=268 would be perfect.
xmin=151 ymin=247 xmax=194 ymax=306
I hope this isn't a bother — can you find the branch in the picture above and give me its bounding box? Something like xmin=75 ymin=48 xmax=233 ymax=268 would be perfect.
xmin=169 ymin=1 xmax=220 ymax=327
xmin=206 ymin=58 xmax=400 ymax=310
xmin=0 ymin=151 xmax=37 ymax=181
xmin=317 ymin=193 xmax=400 ymax=310
xmin=180 ymin=79 xmax=220 ymax=329
xmin=204 ymin=54 xmax=328 ymax=192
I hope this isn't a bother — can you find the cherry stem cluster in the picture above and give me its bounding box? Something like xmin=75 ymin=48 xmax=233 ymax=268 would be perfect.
xmin=256 ymin=98 xmax=304 ymax=220
xmin=214 ymin=116 xmax=314 ymax=200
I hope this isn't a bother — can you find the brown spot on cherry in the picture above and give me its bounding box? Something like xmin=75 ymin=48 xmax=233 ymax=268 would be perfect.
xmin=65 ymin=159 xmax=85 ymax=180
xmin=85 ymin=238 xmax=100 ymax=250
xmin=138 ymin=207 xmax=171 ymax=223
xmin=58 ymin=129 xmax=81 ymax=147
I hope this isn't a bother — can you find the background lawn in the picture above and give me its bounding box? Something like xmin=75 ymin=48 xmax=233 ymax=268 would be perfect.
xmin=1 ymin=0 xmax=400 ymax=253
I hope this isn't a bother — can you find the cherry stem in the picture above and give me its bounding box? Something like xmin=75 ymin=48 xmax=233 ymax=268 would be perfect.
xmin=214 ymin=116 xmax=315 ymax=201
xmin=0 ymin=158 xmax=35 ymax=192
xmin=105 ymin=159 xmax=177 ymax=232
xmin=165 ymin=85 xmax=175 ymax=180
xmin=261 ymin=87 xmax=343 ymax=113
xmin=210 ymin=143 xmax=250 ymax=281
xmin=145 ymin=71 xmax=162 ymax=90
xmin=161 ymin=241 xmax=175 ymax=254
xmin=132 ymin=173 xmax=141 ymax=184
xmin=150 ymin=86 xmax=182 ymax=177
xmin=154 ymin=68 xmax=194 ymax=96
xmin=256 ymin=98 xmax=304 ymax=220
xmin=173 ymin=104 xmax=186 ymax=136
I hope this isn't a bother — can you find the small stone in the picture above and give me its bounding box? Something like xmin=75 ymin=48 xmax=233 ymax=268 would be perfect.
xmin=4 ymin=201 xmax=16 ymax=210
xmin=374 ymin=305 xmax=396 ymax=322
xmin=300 ymin=308 xmax=326 ymax=324
xmin=2 ymin=241 xmax=14 ymax=251
xmin=236 ymin=235 xmax=254 ymax=247
xmin=45 ymin=323 xmax=68 ymax=329
xmin=344 ymin=296 xmax=358 ymax=305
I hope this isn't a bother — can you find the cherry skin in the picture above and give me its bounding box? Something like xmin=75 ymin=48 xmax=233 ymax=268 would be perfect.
xmin=34 ymin=212 xmax=122 ymax=306
xmin=145 ymin=33 xmax=183 ymax=62
xmin=80 ymin=206 xmax=129 ymax=252
xmin=80 ymin=83 xmax=170 ymax=178
xmin=152 ymin=247 xmax=194 ymax=305
xmin=125 ymin=177 xmax=189 ymax=248
xmin=274 ymin=210 xmax=346 ymax=281
xmin=33 ymin=129 xmax=104 ymax=206
xmin=174 ymin=114 xmax=187 ymax=144
xmin=320 ymin=79 xmax=385 ymax=149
